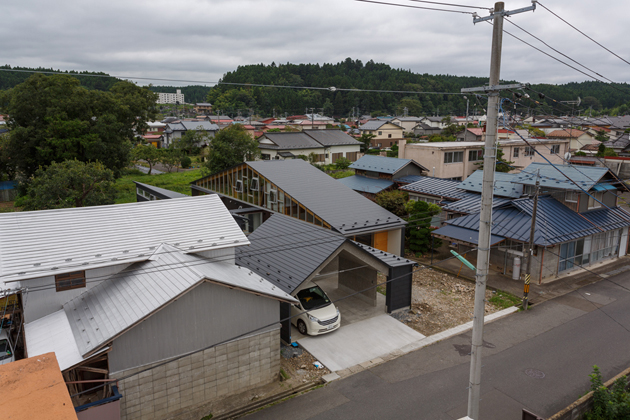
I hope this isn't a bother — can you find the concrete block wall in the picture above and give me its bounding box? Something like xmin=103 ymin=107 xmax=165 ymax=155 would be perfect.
xmin=112 ymin=328 xmax=281 ymax=420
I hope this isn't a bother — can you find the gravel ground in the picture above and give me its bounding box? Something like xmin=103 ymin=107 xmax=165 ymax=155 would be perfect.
xmin=281 ymin=345 xmax=330 ymax=384
xmin=381 ymin=265 xmax=516 ymax=337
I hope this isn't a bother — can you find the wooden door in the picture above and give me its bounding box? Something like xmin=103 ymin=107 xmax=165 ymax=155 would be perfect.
xmin=374 ymin=231 xmax=389 ymax=252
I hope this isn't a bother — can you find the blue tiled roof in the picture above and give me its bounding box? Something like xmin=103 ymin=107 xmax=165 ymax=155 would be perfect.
xmin=337 ymin=175 xmax=394 ymax=194
xmin=513 ymin=163 xmax=610 ymax=191
xmin=446 ymin=196 xmax=630 ymax=246
xmin=350 ymin=155 xmax=424 ymax=174
xmin=398 ymin=176 xmax=476 ymax=201
xmin=458 ymin=170 xmax=523 ymax=199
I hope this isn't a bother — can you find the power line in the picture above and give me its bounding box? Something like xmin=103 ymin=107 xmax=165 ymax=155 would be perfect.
xmin=355 ymin=0 xmax=474 ymax=14
xmin=537 ymin=2 xmax=630 ymax=67
xmin=404 ymin=0 xmax=491 ymax=10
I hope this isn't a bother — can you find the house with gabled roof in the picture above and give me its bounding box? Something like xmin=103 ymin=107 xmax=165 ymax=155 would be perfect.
xmin=191 ymin=159 xmax=407 ymax=255
xmin=547 ymin=128 xmax=596 ymax=152
xmin=358 ymin=120 xmax=404 ymax=148
xmin=258 ymin=130 xmax=360 ymax=163
xmin=0 ymin=195 xmax=296 ymax=420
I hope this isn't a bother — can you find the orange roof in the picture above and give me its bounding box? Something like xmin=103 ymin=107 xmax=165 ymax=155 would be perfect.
xmin=0 ymin=353 xmax=78 ymax=420
xmin=143 ymin=135 xmax=162 ymax=139
xmin=547 ymin=129 xmax=585 ymax=138
xmin=467 ymin=128 xmax=484 ymax=136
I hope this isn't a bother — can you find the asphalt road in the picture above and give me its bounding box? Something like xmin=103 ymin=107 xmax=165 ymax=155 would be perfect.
xmin=245 ymin=270 xmax=630 ymax=420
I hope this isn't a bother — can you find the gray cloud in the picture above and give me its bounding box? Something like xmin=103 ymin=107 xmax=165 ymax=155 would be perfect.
xmin=3 ymin=0 xmax=629 ymax=89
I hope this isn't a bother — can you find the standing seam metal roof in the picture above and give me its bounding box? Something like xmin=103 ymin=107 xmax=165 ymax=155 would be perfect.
xmin=398 ymin=176 xmax=476 ymax=201
xmin=65 ymin=244 xmax=295 ymax=356
xmin=458 ymin=170 xmax=523 ymax=199
xmin=512 ymin=163 xmax=610 ymax=191
xmin=349 ymin=155 xmax=427 ymax=174
xmin=337 ymin=175 xmax=394 ymax=194
xmin=246 ymin=160 xmax=405 ymax=235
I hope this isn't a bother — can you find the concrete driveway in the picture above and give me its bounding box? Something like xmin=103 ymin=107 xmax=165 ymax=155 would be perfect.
xmin=297 ymin=314 xmax=425 ymax=372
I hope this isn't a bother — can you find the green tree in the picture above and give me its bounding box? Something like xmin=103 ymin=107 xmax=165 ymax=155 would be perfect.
xmin=585 ymin=365 xmax=630 ymax=420
xmin=375 ymin=190 xmax=408 ymax=218
xmin=334 ymin=157 xmax=352 ymax=170
xmin=521 ymin=124 xmax=546 ymax=138
xmin=323 ymin=98 xmax=334 ymax=116
xmin=441 ymin=123 xmax=463 ymax=138
xmin=595 ymin=130 xmax=609 ymax=142
xmin=0 ymin=73 xmax=157 ymax=179
xmin=475 ymin=148 xmax=514 ymax=172
xmin=386 ymin=144 xmax=399 ymax=157
xmin=204 ymin=125 xmax=260 ymax=174
xmin=20 ymin=160 xmax=116 ymax=210
xmin=159 ymin=148 xmax=183 ymax=173
xmin=596 ymin=144 xmax=617 ymax=157
xmin=132 ymin=144 xmax=161 ymax=175
xmin=357 ymin=133 xmax=376 ymax=153
xmin=176 ymin=128 xmax=209 ymax=155
xmin=405 ymin=200 xmax=442 ymax=255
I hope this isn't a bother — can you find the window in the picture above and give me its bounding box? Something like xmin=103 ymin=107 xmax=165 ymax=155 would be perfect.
xmin=565 ymin=191 xmax=578 ymax=203
xmin=261 ymin=154 xmax=271 ymax=160
xmin=550 ymin=144 xmax=560 ymax=154
xmin=468 ymin=150 xmax=483 ymax=162
xmin=234 ymin=180 xmax=243 ymax=192
xmin=378 ymin=131 xmax=382 ymax=135
xmin=444 ymin=151 xmax=464 ymax=164
xmin=388 ymin=134 xmax=392 ymax=138
xmin=524 ymin=146 xmax=536 ymax=157
xmin=269 ymin=190 xmax=277 ymax=203
xmin=513 ymin=147 xmax=519 ymax=158
xmin=250 ymin=178 xmax=259 ymax=191
xmin=588 ymin=191 xmax=603 ymax=209
xmin=55 ymin=271 xmax=86 ymax=292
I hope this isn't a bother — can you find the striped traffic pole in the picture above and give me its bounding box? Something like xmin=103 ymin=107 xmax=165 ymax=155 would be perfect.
xmin=523 ymin=274 xmax=530 ymax=310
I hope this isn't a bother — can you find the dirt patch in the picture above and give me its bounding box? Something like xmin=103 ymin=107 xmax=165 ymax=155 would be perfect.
xmin=381 ymin=264 xmax=519 ymax=336
xmin=281 ymin=346 xmax=330 ymax=384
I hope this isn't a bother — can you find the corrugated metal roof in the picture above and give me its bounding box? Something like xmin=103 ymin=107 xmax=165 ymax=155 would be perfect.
xmin=0 ymin=195 xmax=248 ymax=285
xmin=236 ymin=214 xmax=414 ymax=294
xmin=337 ymin=175 xmax=394 ymax=194
xmin=433 ymin=225 xmax=505 ymax=246
xmin=169 ymin=121 xmax=219 ymax=131
xmin=513 ymin=163 xmax=610 ymax=191
xmin=247 ymin=160 xmax=405 ymax=235
xmin=350 ymin=242 xmax=417 ymax=267
xmin=458 ymin=170 xmax=523 ymax=198
xmin=399 ymin=176 xmax=476 ymax=201
xmin=134 ymin=181 xmax=188 ymax=199
xmin=447 ymin=196 xmax=630 ymax=246
xmin=349 ymin=155 xmax=427 ymax=174
xmin=304 ymin=130 xmax=360 ymax=146
xmin=65 ymin=244 xmax=295 ymax=356
xmin=359 ymin=120 xmax=390 ymax=130
xmin=593 ymin=183 xmax=618 ymax=192
xmin=442 ymin=195 xmax=512 ymax=214
xmin=260 ymin=132 xmax=321 ymax=149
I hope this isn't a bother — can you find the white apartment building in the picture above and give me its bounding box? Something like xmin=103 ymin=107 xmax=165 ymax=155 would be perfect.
xmin=157 ymin=89 xmax=185 ymax=104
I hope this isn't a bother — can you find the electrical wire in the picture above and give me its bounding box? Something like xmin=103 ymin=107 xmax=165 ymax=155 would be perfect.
xmin=537 ymin=2 xmax=630 ymax=68
xmin=405 ymin=0 xmax=490 ymax=10
xmin=355 ymin=0 xmax=474 ymax=14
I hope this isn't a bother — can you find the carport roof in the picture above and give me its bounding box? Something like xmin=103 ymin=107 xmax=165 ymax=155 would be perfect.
xmin=236 ymin=214 xmax=415 ymax=294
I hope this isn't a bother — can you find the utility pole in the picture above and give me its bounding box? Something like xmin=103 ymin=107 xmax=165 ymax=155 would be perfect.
xmin=464 ymin=96 xmax=470 ymax=126
xmin=461 ymin=2 xmax=536 ymax=419
xmin=310 ymin=108 xmax=315 ymax=130
xmin=523 ymin=171 xmax=539 ymax=310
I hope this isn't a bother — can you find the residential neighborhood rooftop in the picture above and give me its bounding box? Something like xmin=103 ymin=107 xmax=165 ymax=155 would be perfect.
xmin=458 ymin=170 xmax=524 ymax=199
xmin=512 ymin=162 xmax=613 ymax=191
xmin=338 ymin=175 xmax=395 ymax=194
xmin=349 ymin=155 xmax=427 ymax=174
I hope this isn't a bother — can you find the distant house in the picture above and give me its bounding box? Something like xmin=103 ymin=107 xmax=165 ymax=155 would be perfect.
xmin=163 ymin=120 xmax=219 ymax=147
xmin=412 ymin=122 xmax=443 ymax=137
xmin=191 ymin=159 xmax=407 ymax=255
xmin=339 ymin=155 xmax=428 ymax=199
xmin=193 ymin=102 xmax=213 ymax=114
xmin=419 ymin=116 xmax=448 ymax=129
xmin=456 ymin=128 xmax=484 ymax=142
xmin=1 ymin=196 xmax=295 ymax=420
xmin=390 ymin=117 xmax=425 ymax=132
xmin=258 ymin=130 xmax=360 ymax=163
xmin=547 ymin=128 xmax=596 ymax=152
xmin=358 ymin=121 xmax=405 ymax=148
xmin=603 ymin=133 xmax=630 ymax=155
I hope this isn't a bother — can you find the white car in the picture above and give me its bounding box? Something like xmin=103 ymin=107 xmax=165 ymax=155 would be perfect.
xmin=291 ymin=285 xmax=341 ymax=336
xmin=0 ymin=329 xmax=15 ymax=365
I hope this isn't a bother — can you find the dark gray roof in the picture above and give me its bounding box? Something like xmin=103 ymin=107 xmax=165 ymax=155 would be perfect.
xmin=304 ymin=130 xmax=361 ymax=146
xmin=458 ymin=170 xmax=523 ymax=199
xmin=433 ymin=225 xmax=505 ymax=246
xmin=337 ymin=175 xmax=394 ymax=194
xmin=247 ymin=160 xmax=405 ymax=235
xmin=350 ymin=155 xmax=428 ymax=174
xmin=398 ymin=176 xmax=476 ymax=201
xmin=513 ymin=163 xmax=611 ymax=191
xmin=604 ymin=133 xmax=630 ymax=151
xmin=134 ymin=182 xmax=188 ymax=199
xmin=442 ymin=195 xmax=511 ymax=214
xmin=260 ymin=132 xmax=322 ymax=149
xmin=236 ymin=214 xmax=415 ymax=294
xmin=168 ymin=121 xmax=219 ymax=131
xmin=447 ymin=196 xmax=630 ymax=246
xmin=359 ymin=120 xmax=392 ymax=131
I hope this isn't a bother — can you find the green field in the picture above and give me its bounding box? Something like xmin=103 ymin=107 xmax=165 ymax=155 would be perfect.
xmin=114 ymin=168 xmax=203 ymax=204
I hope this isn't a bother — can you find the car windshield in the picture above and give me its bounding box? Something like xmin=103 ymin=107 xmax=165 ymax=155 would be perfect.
xmin=0 ymin=339 xmax=11 ymax=361
xmin=297 ymin=286 xmax=331 ymax=310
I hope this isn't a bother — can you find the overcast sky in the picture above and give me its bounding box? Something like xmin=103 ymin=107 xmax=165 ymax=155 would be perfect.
xmin=3 ymin=0 xmax=629 ymax=89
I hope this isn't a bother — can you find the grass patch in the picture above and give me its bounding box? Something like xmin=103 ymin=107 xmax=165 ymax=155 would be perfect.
xmin=200 ymin=414 xmax=213 ymax=420
xmin=279 ymin=368 xmax=290 ymax=381
xmin=489 ymin=291 xmax=521 ymax=309
xmin=328 ymin=170 xmax=354 ymax=179
xmin=376 ymin=285 xmax=387 ymax=296
xmin=114 ymin=168 xmax=203 ymax=204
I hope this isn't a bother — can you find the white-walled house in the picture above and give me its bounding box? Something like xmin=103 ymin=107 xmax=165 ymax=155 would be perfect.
xmin=258 ymin=130 xmax=360 ymax=163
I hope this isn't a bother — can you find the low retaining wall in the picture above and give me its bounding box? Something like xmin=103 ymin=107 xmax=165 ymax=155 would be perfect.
xmin=548 ymin=366 xmax=630 ymax=420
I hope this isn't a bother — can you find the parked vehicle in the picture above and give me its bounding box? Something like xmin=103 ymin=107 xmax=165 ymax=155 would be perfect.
xmin=291 ymin=285 xmax=341 ymax=336
xmin=0 ymin=329 xmax=15 ymax=365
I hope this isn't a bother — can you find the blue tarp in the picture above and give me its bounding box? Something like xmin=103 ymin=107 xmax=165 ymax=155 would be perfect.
xmin=0 ymin=181 xmax=16 ymax=191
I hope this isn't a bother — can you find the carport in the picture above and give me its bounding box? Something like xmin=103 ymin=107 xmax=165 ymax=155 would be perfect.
xmin=236 ymin=214 xmax=417 ymax=344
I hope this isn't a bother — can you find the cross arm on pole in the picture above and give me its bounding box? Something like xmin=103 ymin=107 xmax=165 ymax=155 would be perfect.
xmin=461 ymin=83 xmax=528 ymax=93
xmin=473 ymin=1 xmax=536 ymax=24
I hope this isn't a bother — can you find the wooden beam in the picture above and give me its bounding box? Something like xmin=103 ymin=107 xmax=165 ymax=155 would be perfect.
xmin=76 ymin=366 xmax=109 ymax=375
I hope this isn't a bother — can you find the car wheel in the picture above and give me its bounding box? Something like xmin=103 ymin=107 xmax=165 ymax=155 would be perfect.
xmin=297 ymin=320 xmax=308 ymax=335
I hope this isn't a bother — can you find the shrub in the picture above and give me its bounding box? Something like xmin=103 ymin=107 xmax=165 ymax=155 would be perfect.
xmin=586 ymin=365 xmax=630 ymax=420
xmin=180 ymin=156 xmax=192 ymax=169
xmin=334 ymin=157 xmax=352 ymax=170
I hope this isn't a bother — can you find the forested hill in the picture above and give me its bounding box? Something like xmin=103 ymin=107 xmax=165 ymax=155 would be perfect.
xmin=0 ymin=65 xmax=121 ymax=91
xmin=2 ymin=60 xmax=629 ymax=117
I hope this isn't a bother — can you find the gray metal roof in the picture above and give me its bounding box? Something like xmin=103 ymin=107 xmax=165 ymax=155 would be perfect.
xmin=458 ymin=170 xmax=523 ymax=198
xmin=65 ymin=244 xmax=295 ymax=356
xmin=304 ymin=130 xmax=361 ymax=146
xmin=349 ymin=155 xmax=427 ymax=174
xmin=168 ymin=121 xmax=219 ymax=131
xmin=604 ymin=133 xmax=630 ymax=151
xmin=236 ymin=214 xmax=415 ymax=294
xmin=442 ymin=195 xmax=512 ymax=214
xmin=433 ymin=225 xmax=505 ymax=246
xmin=260 ymin=132 xmax=322 ymax=149
xmin=513 ymin=163 xmax=611 ymax=191
xmin=134 ymin=181 xmax=188 ymax=199
xmin=447 ymin=196 xmax=630 ymax=246
xmin=398 ymin=176 xmax=476 ymax=201
xmin=247 ymin=160 xmax=406 ymax=235
xmin=359 ymin=120 xmax=390 ymax=131
xmin=337 ymin=175 xmax=394 ymax=194
xmin=0 ymin=195 xmax=247 ymax=285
